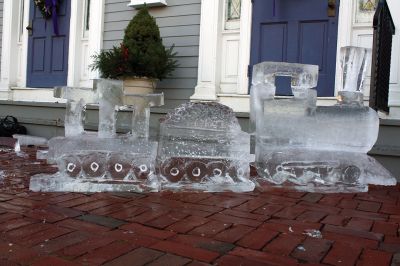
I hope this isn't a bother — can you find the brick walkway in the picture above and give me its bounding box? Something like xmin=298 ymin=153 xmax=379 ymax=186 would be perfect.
xmin=0 ymin=146 xmax=399 ymax=266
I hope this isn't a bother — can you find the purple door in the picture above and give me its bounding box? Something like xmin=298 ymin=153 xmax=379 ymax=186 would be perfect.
xmin=250 ymin=0 xmax=339 ymax=96
xmin=27 ymin=0 xmax=71 ymax=88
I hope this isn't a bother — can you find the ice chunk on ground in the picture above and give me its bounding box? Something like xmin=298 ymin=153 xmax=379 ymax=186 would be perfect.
xmin=13 ymin=134 xmax=47 ymax=146
xmin=157 ymin=102 xmax=254 ymax=192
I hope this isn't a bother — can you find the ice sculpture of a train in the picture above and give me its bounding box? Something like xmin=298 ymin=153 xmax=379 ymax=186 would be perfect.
xmin=156 ymin=102 xmax=255 ymax=192
xmin=251 ymin=47 xmax=396 ymax=192
xmin=30 ymin=79 xmax=164 ymax=192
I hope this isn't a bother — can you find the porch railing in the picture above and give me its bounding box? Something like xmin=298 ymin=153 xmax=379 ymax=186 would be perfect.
xmin=369 ymin=0 xmax=395 ymax=113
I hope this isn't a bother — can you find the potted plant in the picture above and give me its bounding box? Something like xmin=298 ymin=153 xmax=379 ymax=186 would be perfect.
xmin=91 ymin=6 xmax=177 ymax=94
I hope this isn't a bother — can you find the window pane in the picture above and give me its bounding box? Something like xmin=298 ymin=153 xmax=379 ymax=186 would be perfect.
xmin=228 ymin=0 xmax=241 ymax=20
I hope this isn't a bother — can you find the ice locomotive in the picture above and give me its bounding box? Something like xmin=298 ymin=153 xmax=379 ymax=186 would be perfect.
xmin=251 ymin=48 xmax=396 ymax=192
xmin=29 ymin=79 xmax=164 ymax=192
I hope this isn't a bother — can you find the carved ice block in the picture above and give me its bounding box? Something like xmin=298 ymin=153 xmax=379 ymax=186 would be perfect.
xmin=251 ymin=60 xmax=396 ymax=192
xmin=30 ymin=79 xmax=164 ymax=193
xmin=156 ymin=102 xmax=254 ymax=192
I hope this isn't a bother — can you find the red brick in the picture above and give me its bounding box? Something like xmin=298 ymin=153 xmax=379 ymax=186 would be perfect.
xmin=32 ymin=231 xmax=89 ymax=254
xmin=0 ymin=213 xmax=22 ymax=223
xmin=5 ymin=223 xmax=50 ymax=241
xmin=189 ymin=220 xmax=232 ymax=237
xmin=298 ymin=201 xmax=341 ymax=214
xmin=357 ymin=249 xmax=392 ymax=266
xmin=151 ymin=240 xmax=220 ymax=263
xmin=56 ymin=196 xmax=98 ymax=208
xmin=356 ymin=194 xmax=395 ymax=204
xmin=167 ymin=216 xmax=209 ymax=234
xmin=230 ymin=247 xmax=298 ymax=266
xmin=380 ymin=204 xmax=400 ymax=215
xmin=18 ymin=226 xmax=72 ymax=247
xmin=296 ymin=210 xmax=328 ymax=223
xmin=322 ymin=231 xmax=378 ymax=249
xmin=56 ymin=218 xmax=110 ymax=233
xmin=236 ymin=227 xmax=278 ymax=249
xmin=291 ymin=237 xmax=332 ymax=263
xmin=61 ymin=236 xmax=116 ymax=258
xmin=221 ymin=209 xmax=270 ymax=221
xmin=318 ymin=195 xmax=342 ymax=206
xmin=119 ymin=222 xmax=176 ymax=239
xmin=0 ymin=203 xmax=28 ymax=216
xmin=346 ymin=217 xmax=373 ymax=231
xmin=357 ymin=201 xmax=381 ymax=212
xmin=263 ymin=233 xmax=305 ymax=256
xmin=31 ymin=256 xmax=79 ymax=266
xmin=324 ymin=224 xmax=383 ymax=241
xmin=146 ymin=211 xmax=188 ymax=229
xmin=147 ymin=253 xmax=192 ymax=266
xmin=24 ymin=208 xmax=67 ymax=223
xmin=171 ymin=234 xmax=235 ymax=254
xmin=215 ymin=255 xmax=268 ymax=266
xmin=199 ymin=195 xmax=248 ymax=208
xmin=0 ymin=218 xmax=34 ymax=232
xmin=164 ymin=192 xmax=211 ymax=204
xmin=301 ymin=193 xmax=323 ymax=203
xmin=215 ymin=225 xmax=254 ymax=243
xmin=209 ymin=213 xmax=262 ymax=227
xmin=261 ymin=218 xmax=322 ymax=235
xmin=89 ymin=202 xmax=128 ymax=216
xmin=109 ymin=205 xmax=148 ymax=220
xmin=321 ymin=215 xmax=350 ymax=226
xmin=273 ymin=206 xmax=307 ymax=219
xmin=323 ymin=242 xmax=362 ymax=266
xmin=6 ymin=198 xmax=45 ymax=209
xmin=253 ymin=204 xmax=284 ymax=216
xmin=127 ymin=209 xmax=170 ymax=224
xmin=233 ymin=198 xmax=271 ymax=212
xmin=73 ymin=199 xmax=119 ymax=212
xmin=372 ymin=221 xmax=398 ymax=236
xmin=48 ymin=193 xmax=84 ymax=204
xmin=45 ymin=205 xmax=83 ymax=218
xmin=340 ymin=208 xmax=388 ymax=221
xmin=104 ymin=247 xmax=164 ymax=266
xmin=338 ymin=198 xmax=359 ymax=209
xmin=77 ymin=240 xmax=135 ymax=265
xmin=105 ymin=230 xmax=159 ymax=248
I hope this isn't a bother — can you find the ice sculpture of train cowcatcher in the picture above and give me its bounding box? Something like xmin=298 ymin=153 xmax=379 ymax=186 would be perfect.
xmin=30 ymin=79 xmax=164 ymax=192
xmin=251 ymin=47 xmax=396 ymax=192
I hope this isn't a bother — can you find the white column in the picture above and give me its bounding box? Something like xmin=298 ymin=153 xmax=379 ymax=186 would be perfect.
xmin=190 ymin=0 xmax=223 ymax=101
xmin=87 ymin=0 xmax=105 ymax=81
xmin=0 ymin=0 xmax=21 ymax=93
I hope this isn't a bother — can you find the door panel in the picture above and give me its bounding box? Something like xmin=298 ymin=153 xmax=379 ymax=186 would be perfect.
xmin=250 ymin=0 xmax=339 ymax=96
xmin=27 ymin=0 xmax=71 ymax=88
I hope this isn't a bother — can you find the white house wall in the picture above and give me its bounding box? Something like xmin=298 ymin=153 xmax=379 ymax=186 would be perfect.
xmin=103 ymin=0 xmax=201 ymax=109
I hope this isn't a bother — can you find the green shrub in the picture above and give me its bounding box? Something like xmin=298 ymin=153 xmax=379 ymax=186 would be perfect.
xmin=91 ymin=6 xmax=177 ymax=80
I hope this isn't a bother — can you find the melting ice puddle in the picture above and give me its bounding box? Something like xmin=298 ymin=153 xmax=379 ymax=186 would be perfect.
xmin=303 ymin=229 xmax=322 ymax=238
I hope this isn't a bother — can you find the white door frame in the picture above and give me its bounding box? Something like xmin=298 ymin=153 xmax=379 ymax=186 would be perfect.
xmin=0 ymin=0 xmax=104 ymax=95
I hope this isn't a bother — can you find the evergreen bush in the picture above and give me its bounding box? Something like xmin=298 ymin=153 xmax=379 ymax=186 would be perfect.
xmin=92 ymin=7 xmax=177 ymax=80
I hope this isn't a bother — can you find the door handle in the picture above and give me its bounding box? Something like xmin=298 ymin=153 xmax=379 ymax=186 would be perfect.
xmin=26 ymin=20 xmax=33 ymax=36
xmin=328 ymin=0 xmax=336 ymax=17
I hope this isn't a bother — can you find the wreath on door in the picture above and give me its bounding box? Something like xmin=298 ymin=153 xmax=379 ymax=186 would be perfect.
xmin=33 ymin=0 xmax=61 ymax=35
xmin=33 ymin=0 xmax=60 ymax=19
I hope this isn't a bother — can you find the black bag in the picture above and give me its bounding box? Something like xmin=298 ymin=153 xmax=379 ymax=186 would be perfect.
xmin=0 ymin=116 xmax=27 ymax=137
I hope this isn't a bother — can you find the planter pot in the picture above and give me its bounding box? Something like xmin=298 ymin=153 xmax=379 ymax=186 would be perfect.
xmin=123 ymin=77 xmax=157 ymax=94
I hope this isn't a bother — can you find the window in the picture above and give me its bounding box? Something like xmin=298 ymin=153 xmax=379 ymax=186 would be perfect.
xmin=227 ymin=0 xmax=241 ymax=20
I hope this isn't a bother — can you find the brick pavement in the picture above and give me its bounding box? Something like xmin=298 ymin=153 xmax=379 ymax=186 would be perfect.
xmin=0 ymin=146 xmax=399 ymax=265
